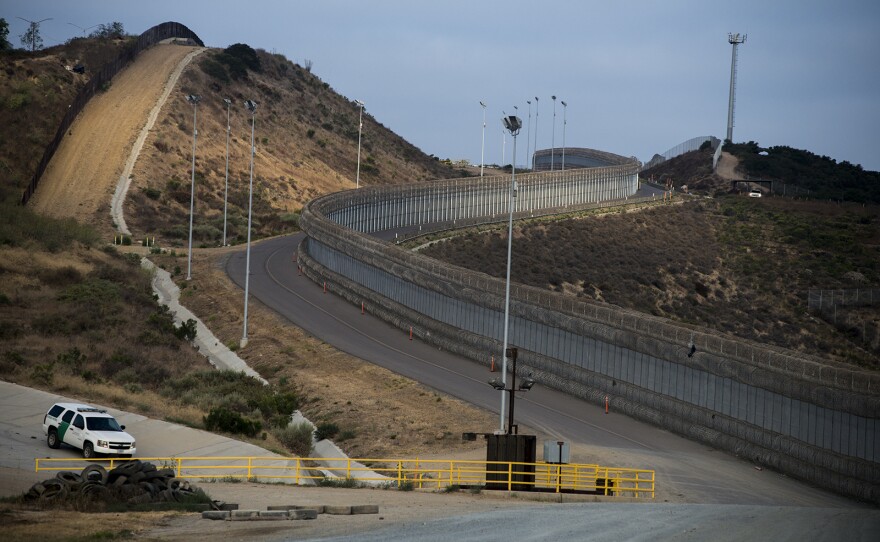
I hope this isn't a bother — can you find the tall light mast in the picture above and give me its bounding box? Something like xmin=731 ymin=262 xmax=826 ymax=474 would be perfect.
xmin=726 ymin=33 xmax=747 ymax=143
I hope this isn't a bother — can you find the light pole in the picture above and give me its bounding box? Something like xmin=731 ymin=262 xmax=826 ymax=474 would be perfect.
xmin=513 ymin=106 xmax=519 ymax=168
xmin=526 ymin=100 xmax=532 ymax=170
xmin=498 ymin=113 xmax=521 ymax=432
xmin=355 ymin=100 xmax=364 ymax=188
xmin=222 ymin=98 xmax=231 ymax=246
xmin=241 ymin=99 xmax=257 ymax=348
xmin=185 ymin=94 xmax=201 ymax=281
xmin=726 ymin=33 xmax=747 ymax=143
xmin=561 ymin=100 xmax=567 ymax=171
xmin=533 ymin=97 xmax=539 ymax=169
xmin=489 ymin=347 xmax=535 ymax=434
xmin=479 ymin=101 xmax=486 ymax=178
xmin=550 ymin=95 xmax=557 ymax=171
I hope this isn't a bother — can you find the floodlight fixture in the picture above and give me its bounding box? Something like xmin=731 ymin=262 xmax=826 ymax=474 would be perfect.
xmin=244 ymin=99 xmax=257 ymax=112
xmin=519 ymin=377 xmax=535 ymax=391
xmin=488 ymin=378 xmax=506 ymax=391
xmin=503 ymin=115 xmax=522 ymax=134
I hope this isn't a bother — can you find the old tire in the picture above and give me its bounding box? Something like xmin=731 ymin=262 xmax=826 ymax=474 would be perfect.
xmin=47 ymin=428 xmax=60 ymax=449
xmin=81 ymin=464 xmax=108 ymax=484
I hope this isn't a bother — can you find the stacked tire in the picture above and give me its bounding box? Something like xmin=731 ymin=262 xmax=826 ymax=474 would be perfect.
xmin=26 ymin=460 xmax=197 ymax=504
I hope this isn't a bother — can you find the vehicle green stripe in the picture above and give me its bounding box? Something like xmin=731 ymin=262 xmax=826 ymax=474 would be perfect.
xmin=57 ymin=421 xmax=69 ymax=442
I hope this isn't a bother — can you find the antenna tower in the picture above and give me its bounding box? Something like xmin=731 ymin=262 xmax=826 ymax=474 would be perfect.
xmin=726 ymin=33 xmax=747 ymax=143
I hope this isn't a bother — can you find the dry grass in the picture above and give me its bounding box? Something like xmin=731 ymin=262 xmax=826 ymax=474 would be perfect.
xmin=150 ymin=245 xmax=496 ymax=459
xmin=421 ymin=197 xmax=880 ymax=369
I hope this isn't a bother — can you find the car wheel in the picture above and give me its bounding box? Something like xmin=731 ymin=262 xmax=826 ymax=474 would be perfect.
xmin=47 ymin=428 xmax=60 ymax=449
xmin=83 ymin=442 xmax=95 ymax=459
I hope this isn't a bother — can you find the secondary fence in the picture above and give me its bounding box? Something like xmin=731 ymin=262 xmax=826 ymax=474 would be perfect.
xmin=34 ymin=456 xmax=654 ymax=497
xmin=298 ymin=157 xmax=880 ymax=504
xmin=809 ymin=289 xmax=880 ymax=313
xmin=643 ymin=136 xmax=720 ymax=171
xmin=809 ymin=288 xmax=880 ymax=351
xmin=20 ymin=21 xmax=204 ymax=206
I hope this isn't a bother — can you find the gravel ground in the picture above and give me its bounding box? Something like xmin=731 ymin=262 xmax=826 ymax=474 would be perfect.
xmin=141 ymin=482 xmax=880 ymax=542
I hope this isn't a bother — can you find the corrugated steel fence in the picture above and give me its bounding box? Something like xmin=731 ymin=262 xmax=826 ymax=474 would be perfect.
xmin=19 ymin=21 xmax=204 ymax=206
xmin=298 ymin=161 xmax=880 ymax=504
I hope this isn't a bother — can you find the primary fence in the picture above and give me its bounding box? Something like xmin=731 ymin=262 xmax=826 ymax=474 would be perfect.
xmin=20 ymin=21 xmax=204 ymax=206
xmin=298 ymin=157 xmax=880 ymax=504
xmin=34 ymin=456 xmax=654 ymax=497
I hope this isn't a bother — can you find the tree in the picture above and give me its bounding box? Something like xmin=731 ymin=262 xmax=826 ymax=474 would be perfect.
xmin=90 ymin=22 xmax=125 ymax=39
xmin=20 ymin=21 xmax=44 ymax=51
xmin=0 ymin=18 xmax=11 ymax=50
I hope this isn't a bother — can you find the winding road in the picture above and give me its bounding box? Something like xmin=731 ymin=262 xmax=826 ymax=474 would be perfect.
xmin=226 ymin=232 xmax=862 ymax=508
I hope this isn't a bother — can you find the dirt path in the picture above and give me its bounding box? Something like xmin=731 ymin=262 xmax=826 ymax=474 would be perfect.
xmin=715 ymin=151 xmax=740 ymax=180
xmin=27 ymin=44 xmax=200 ymax=234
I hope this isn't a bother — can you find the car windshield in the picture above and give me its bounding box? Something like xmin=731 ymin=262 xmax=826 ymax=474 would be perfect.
xmin=86 ymin=417 xmax=122 ymax=432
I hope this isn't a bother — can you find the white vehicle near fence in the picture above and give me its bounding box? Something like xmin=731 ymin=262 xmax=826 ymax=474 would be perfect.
xmin=43 ymin=402 xmax=136 ymax=458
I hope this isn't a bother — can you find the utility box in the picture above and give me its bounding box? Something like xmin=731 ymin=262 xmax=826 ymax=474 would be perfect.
xmin=485 ymin=434 xmax=536 ymax=491
xmin=543 ymin=440 xmax=570 ymax=464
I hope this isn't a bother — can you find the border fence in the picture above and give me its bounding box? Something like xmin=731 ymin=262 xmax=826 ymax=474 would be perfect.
xmin=298 ymin=157 xmax=880 ymax=504
xmin=19 ymin=22 xmax=204 ymax=206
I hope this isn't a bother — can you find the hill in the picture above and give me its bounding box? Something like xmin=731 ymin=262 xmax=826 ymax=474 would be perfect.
xmin=0 ymin=36 xmax=133 ymax=203
xmin=421 ymin=196 xmax=880 ymax=369
xmin=125 ymin=43 xmax=465 ymax=245
xmin=643 ymin=141 xmax=880 ymax=204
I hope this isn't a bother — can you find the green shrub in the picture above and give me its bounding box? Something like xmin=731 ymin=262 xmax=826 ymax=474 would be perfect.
xmin=314 ymin=422 xmax=339 ymax=441
xmin=200 ymin=57 xmax=229 ymax=83
xmin=274 ymin=422 xmax=313 ymax=457
xmin=203 ymin=407 xmax=262 ymax=437
xmin=57 ymin=347 xmax=86 ymax=373
xmin=143 ymin=187 xmax=161 ymax=200
xmin=175 ymin=318 xmax=197 ymax=341
xmin=31 ymin=362 xmax=55 ymax=385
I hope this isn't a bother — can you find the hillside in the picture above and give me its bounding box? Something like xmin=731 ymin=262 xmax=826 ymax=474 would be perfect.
xmin=125 ymin=44 xmax=464 ymax=245
xmin=643 ymin=142 xmax=880 ymax=204
xmin=0 ymin=37 xmax=133 ymax=202
xmin=421 ymin=196 xmax=880 ymax=369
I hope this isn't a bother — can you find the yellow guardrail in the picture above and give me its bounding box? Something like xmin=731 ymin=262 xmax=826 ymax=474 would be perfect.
xmin=34 ymin=456 xmax=654 ymax=498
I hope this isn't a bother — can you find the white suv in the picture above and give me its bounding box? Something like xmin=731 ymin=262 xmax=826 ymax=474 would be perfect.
xmin=43 ymin=402 xmax=136 ymax=458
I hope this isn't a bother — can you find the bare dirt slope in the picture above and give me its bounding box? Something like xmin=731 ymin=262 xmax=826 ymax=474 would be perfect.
xmin=715 ymin=151 xmax=740 ymax=180
xmin=27 ymin=44 xmax=199 ymax=234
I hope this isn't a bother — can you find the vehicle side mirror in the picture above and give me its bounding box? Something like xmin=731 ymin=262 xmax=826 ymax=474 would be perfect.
xmin=120 ymin=425 xmax=125 ymax=430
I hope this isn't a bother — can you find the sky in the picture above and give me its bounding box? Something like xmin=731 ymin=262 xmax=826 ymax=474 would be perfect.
xmin=4 ymin=0 xmax=880 ymax=171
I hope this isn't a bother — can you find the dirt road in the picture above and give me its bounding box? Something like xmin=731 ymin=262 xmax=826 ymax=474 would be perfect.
xmin=27 ymin=44 xmax=199 ymax=233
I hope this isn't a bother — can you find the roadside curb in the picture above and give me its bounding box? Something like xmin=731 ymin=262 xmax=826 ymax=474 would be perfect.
xmin=202 ymin=503 xmax=379 ymax=521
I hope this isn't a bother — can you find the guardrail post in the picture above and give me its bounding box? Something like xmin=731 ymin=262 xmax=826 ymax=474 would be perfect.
xmin=34 ymin=458 xmax=40 ymax=473
xmin=507 ymin=462 xmax=513 ymax=491
xmin=176 ymin=457 xmax=182 ymax=478
xmin=397 ymin=461 xmax=402 ymax=488
xmin=248 ymin=457 xmax=253 ymax=480
xmin=556 ymin=463 xmax=561 ymax=493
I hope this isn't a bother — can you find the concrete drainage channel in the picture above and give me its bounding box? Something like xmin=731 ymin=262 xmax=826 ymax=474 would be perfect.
xmin=202 ymin=504 xmax=380 ymax=521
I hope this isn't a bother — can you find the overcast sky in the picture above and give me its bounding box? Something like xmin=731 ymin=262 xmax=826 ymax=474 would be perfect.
xmin=5 ymin=0 xmax=879 ymax=171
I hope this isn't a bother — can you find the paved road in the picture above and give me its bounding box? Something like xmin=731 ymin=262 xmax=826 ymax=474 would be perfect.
xmin=0 ymin=381 xmax=293 ymax=497
xmin=226 ymin=233 xmax=863 ymax=508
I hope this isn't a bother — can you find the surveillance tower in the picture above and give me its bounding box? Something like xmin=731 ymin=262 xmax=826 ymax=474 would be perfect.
xmin=726 ymin=33 xmax=747 ymax=143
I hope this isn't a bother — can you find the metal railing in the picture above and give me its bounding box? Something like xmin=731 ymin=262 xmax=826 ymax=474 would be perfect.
xmin=34 ymin=456 xmax=654 ymax=498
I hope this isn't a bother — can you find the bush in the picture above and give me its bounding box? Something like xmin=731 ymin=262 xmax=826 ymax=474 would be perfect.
xmin=200 ymin=57 xmax=229 ymax=83
xmin=175 ymin=318 xmax=197 ymax=341
xmin=204 ymin=407 xmax=262 ymax=437
xmin=314 ymin=422 xmax=339 ymax=441
xmin=274 ymin=422 xmax=314 ymax=457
